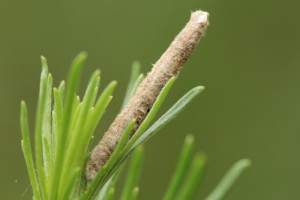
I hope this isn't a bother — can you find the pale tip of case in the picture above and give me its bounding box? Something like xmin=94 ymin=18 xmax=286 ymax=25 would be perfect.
xmin=191 ymin=10 xmax=209 ymax=24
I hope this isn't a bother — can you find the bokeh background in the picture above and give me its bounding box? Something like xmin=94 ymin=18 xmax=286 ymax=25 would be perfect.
xmin=1 ymin=0 xmax=299 ymax=199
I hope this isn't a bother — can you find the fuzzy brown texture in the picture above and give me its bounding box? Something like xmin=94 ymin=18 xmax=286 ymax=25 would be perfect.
xmin=86 ymin=10 xmax=209 ymax=180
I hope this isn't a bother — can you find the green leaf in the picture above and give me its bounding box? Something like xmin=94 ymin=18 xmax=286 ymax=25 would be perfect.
xmin=175 ymin=153 xmax=207 ymax=200
xmin=58 ymin=70 xmax=100 ymax=199
xmin=58 ymin=81 xmax=65 ymax=102
xmin=42 ymin=135 xmax=51 ymax=188
xmin=104 ymin=187 xmax=115 ymax=200
xmin=43 ymin=73 xmax=53 ymax=178
xmin=51 ymin=88 xmax=63 ymax=171
xmin=122 ymin=61 xmax=141 ymax=109
xmin=163 ymin=135 xmax=195 ymax=200
xmin=95 ymin=178 xmax=114 ymax=200
xmin=20 ymin=101 xmax=42 ymax=200
xmin=95 ymin=164 xmax=124 ymax=200
xmin=62 ymin=167 xmax=81 ymax=200
xmin=122 ymin=73 xmax=144 ymax=110
xmin=83 ymin=81 xmax=117 ymax=140
xmin=130 ymin=86 xmax=205 ymax=152
xmin=51 ymin=52 xmax=87 ymax=200
xmin=120 ymin=146 xmax=144 ymax=200
xmin=130 ymin=187 xmax=139 ymax=200
xmin=205 ymin=159 xmax=251 ymax=200
xmin=34 ymin=56 xmax=49 ymax=199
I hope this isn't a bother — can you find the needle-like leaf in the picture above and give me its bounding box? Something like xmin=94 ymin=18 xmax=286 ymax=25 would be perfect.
xmin=43 ymin=73 xmax=53 ymax=179
xmin=163 ymin=135 xmax=195 ymax=200
xmin=120 ymin=146 xmax=144 ymax=200
xmin=34 ymin=56 xmax=49 ymax=199
xmin=175 ymin=153 xmax=207 ymax=200
xmin=122 ymin=61 xmax=141 ymax=109
xmin=205 ymin=159 xmax=251 ymax=200
xmin=51 ymin=52 xmax=87 ymax=200
xmin=20 ymin=101 xmax=42 ymax=200
xmin=129 ymin=86 xmax=205 ymax=152
xmin=130 ymin=187 xmax=139 ymax=200
xmin=59 ymin=70 xmax=100 ymax=199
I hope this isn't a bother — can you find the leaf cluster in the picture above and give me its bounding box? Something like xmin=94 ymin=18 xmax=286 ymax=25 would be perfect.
xmin=21 ymin=53 xmax=250 ymax=200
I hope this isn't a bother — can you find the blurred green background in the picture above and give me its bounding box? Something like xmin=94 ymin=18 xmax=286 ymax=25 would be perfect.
xmin=1 ymin=0 xmax=300 ymax=199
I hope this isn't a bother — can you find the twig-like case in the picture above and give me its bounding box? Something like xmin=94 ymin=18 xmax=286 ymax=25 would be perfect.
xmin=86 ymin=10 xmax=209 ymax=180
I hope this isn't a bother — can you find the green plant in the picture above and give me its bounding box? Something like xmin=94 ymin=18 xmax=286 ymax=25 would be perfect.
xmin=20 ymin=10 xmax=251 ymax=200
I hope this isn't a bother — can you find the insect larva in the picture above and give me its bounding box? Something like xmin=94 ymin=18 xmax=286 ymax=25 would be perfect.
xmin=86 ymin=10 xmax=209 ymax=180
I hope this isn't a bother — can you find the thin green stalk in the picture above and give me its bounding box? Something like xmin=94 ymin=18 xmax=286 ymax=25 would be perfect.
xmin=43 ymin=73 xmax=53 ymax=179
xmin=50 ymin=52 xmax=87 ymax=200
xmin=89 ymin=84 xmax=101 ymax=110
xmin=20 ymin=102 xmax=41 ymax=200
xmin=34 ymin=57 xmax=49 ymax=199
xmin=205 ymin=159 xmax=251 ymax=200
xmin=50 ymin=110 xmax=57 ymax=180
xmin=83 ymin=81 xmax=117 ymax=138
xmin=130 ymin=187 xmax=139 ymax=200
xmin=122 ymin=61 xmax=141 ymax=109
xmin=69 ymin=101 xmax=82 ymax=136
xmin=175 ymin=153 xmax=207 ymax=200
xmin=51 ymin=88 xmax=63 ymax=172
xmin=104 ymin=187 xmax=115 ymax=200
xmin=59 ymin=71 xmax=100 ymax=199
xmin=51 ymin=82 xmax=65 ymax=167
xmin=58 ymin=81 xmax=65 ymax=102
xmin=42 ymin=136 xmax=51 ymax=189
xmin=122 ymin=73 xmax=144 ymax=110
xmin=120 ymin=146 xmax=144 ymax=200
xmin=94 ymin=171 xmax=121 ymax=200
xmin=95 ymin=178 xmax=114 ymax=200
xmin=61 ymin=167 xmax=81 ymax=200
xmin=163 ymin=135 xmax=195 ymax=200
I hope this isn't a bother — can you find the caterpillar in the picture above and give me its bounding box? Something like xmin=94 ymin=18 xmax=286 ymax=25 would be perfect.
xmin=86 ymin=10 xmax=209 ymax=180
